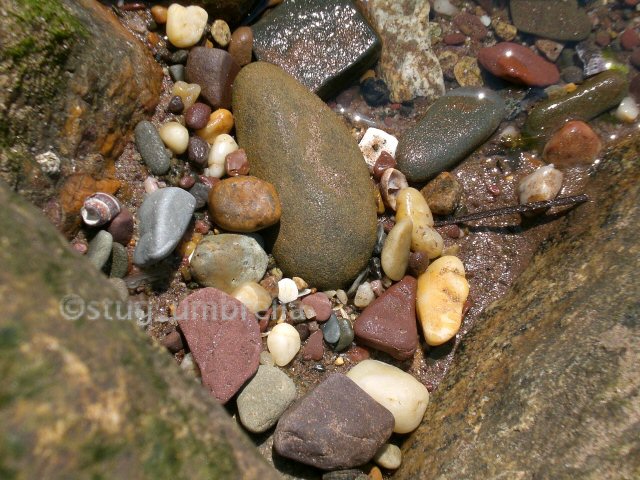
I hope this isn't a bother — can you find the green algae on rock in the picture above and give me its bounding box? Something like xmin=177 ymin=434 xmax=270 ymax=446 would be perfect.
xmin=233 ymin=62 xmax=377 ymax=290
xmin=524 ymin=70 xmax=629 ymax=140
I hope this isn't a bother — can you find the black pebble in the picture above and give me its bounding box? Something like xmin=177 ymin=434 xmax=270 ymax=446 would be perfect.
xmin=170 ymin=49 xmax=189 ymax=64
xmin=167 ymin=95 xmax=184 ymax=114
xmin=361 ymin=77 xmax=390 ymax=107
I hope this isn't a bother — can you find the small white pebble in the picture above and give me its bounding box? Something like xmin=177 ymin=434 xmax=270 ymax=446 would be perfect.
xmin=144 ymin=176 xmax=159 ymax=194
xmin=616 ymin=96 xmax=639 ymax=123
xmin=166 ymin=4 xmax=208 ymax=48
xmin=518 ymin=164 xmax=564 ymax=204
xmin=159 ymin=122 xmax=189 ymax=154
xmin=354 ymin=282 xmax=375 ymax=309
xmin=207 ymin=134 xmax=238 ymax=177
xmin=358 ymin=127 xmax=398 ymax=171
xmin=267 ymin=323 xmax=301 ymax=366
xmin=35 ymin=151 xmax=61 ymax=175
xmin=373 ymin=443 xmax=402 ymax=470
xmin=336 ymin=289 xmax=348 ymax=305
xmin=433 ymin=0 xmax=459 ymax=16
xmin=278 ymin=278 xmax=299 ymax=304
xmin=480 ymin=15 xmax=491 ymax=27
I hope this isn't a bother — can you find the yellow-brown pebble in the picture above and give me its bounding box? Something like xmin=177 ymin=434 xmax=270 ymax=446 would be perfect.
xmin=228 ymin=26 xmax=254 ymax=67
xmin=196 ymin=108 xmax=234 ymax=143
xmin=395 ymin=187 xmax=443 ymax=259
xmin=150 ymin=5 xmax=168 ymax=24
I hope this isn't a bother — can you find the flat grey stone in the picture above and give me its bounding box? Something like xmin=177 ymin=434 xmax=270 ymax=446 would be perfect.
xmin=87 ymin=230 xmax=113 ymax=270
xmin=135 ymin=120 xmax=171 ymax=176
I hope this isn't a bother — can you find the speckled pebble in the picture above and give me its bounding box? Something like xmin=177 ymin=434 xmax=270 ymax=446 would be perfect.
xmin=87 ymin=230 xmax=113 ymax=270
xmin=135 ymin=121 xmax=171 ymax=175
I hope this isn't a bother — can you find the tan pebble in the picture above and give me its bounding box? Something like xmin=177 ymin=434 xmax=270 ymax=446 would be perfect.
xmin=207 ymin=134 xmax=238 ymax=177
xmin=354 ymin=282 xmax=375 ymax=309
xmin=381 ymin=218 xmax=412 ymax=281
xmin=166 ymin=4 xmax=208 ymax=48
xmin=396 ymin=188 xmax=443 ymax=259
xmin=492 ymin=19 xmax=517 ymax=41
xmin=211 ymin=19 xmax=231 ymax=47
xmin=373 ymin=443 xmax=402 ymax=470
xmin=369 ymin=466 xmax=383 ymax=480
xmin=196 ymin=108 xmax=234 ymax=143
xmin=454 ymin=56 xmax=483 ymax=87
xmin=374 ymin=183 xmax=385 ymax=214
xmin=417 ymin=256 xmax=469 ymax=346
xmin=518 ymin=165 xmax=563 ymax=204
xmin=159 ymin=122 xmax=189 ymax=154
xmin=232 ymin=282 xmax=273 ymax=314
xmin=336 ymin=289 xmax=348 ymax=305
xmin=293 ymin=277 xmax=308 ymax=290
xmin=334 ymin=356 xmax=345 ymax=366
xmin=150 ymin=5 xmax=168 ymax=24
xmin=172 ymin=81 xmax=201 ymax=110
xmin=228 ymin=26 xmax=254 ymax=67
xmin=380 ymin=168 xmax=408 ymax=211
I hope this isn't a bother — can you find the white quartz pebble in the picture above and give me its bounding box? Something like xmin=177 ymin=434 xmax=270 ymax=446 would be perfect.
xmin=267 ymin=323 xmax=301 ymax=366
xmin=278 ymin=278 xmax=299 ymax=304
xmin=433 ymin=0 xmax=459 ymax=16
xmin=358 ymin=127 xmax=398 ymax=171
xmin=159 ymin=122 xmax=189 ymax=154
xmin=347 ymin=359 xmax=429 ymax=433
xmin=615 ymin=96 xmax=639 ymax=123
xmin=518 ymin=164 xmax=563 ymax=205
xmin=354 ymin=282 xmax=375 ymax=309
xmin=373 ymin=443 xmax=402 ymax=470
xmin=207 ymin=134 xmax=238 ymax=177
xmin=166 ymin=4 xmax=208 ymax=48
xmin=231 ymin=282 xmax=273 ymax=314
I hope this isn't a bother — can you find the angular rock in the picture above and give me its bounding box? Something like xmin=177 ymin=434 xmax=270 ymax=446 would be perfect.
xmin=190 ymin=233 xmax=268 ymax=293
xmin=274 ymin=373 xmax=394 ymax=470
xmin=354 ymin=276 xmax=418 ymax=360
xmin=396 ymin=87 xmax=505 ymax=183
xmin=133 ymin=187 xmax=196 ymax=267
xmin=176 ymin=287 xmax=261 ymax=403
xmin=542 ymin=120 xmax=602 ymax=167
xmin=135 ymin=121 xmax=171 ymax=175
xmin=301 ymin=293 xmax=332 ymax=321
xmin=185 ymin=47 xmax=240 ymax=109
xmin=302 ymin=330 xmax=325 ymax=361
xmin=509 ymin=0 xmax=591 ymax=42
xmin=251 ymin=0 xmax=381 ymax=99
xmin=420 ymin=172 xmax=463 ymax=216
xmin=237 ymin=365 xmax=297 ymax=433
xmin=233 ymin=62 xmax=377 ymax=289
xmin=208 ymin=176 xmax=281 ymax=232
xmin=478 ymin=42 xmax=560 ymax=87
xmin=524 ymin=70 xmax=628 ymax=140
xmin=366 ymin=0 xmax=444 ymax=103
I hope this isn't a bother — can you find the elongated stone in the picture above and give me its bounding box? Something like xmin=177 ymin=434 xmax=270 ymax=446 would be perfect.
xmin=396 ymin=88 xmax=505 ymax=182
xmin=233 ymin=62 xmax=377 ymax=289
xmin=524 ymin=70 xmax=628 ymax=140
xmin=510 ymin=0 xmax=591 ymax=42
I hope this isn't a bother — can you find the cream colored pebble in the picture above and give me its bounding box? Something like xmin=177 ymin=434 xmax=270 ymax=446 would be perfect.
xmin=159 ymin=122 xmax=189 ymax=154
xmin=210 ymin=19 xmax=231 ymax=47
xmin=277 ymin=278 xmax=299 ymax=304
xmin=616 ymin=96 xmax=639 ymax=123
xmin=207 ymin=134 xmax=238 ymax=177
xmin=172 ymin=81 xmax=201 ymax=110
xmin=381 ymin=217 xmax=412 ymax=281
xmin=373 ymin=443 xmax=402 ymax=470
xmin=518 ymin=164 xmax=563 ymax=204
xmin=166 ymin=4 xmax=208 ymax=48
xmin=347 ymin=359 xmax=429 ymax=433
xmin=417 ymin=256 xmax=469 ymax=346
xmin=354 ymin=282 xmax=375 ymax=308
xmin=267 ymin=323 xmax=301 ymax=366
xmin=396 ymin=187 xmax=443 ymax=259
xmin=231 ymin=282 xmax=273 ymax=314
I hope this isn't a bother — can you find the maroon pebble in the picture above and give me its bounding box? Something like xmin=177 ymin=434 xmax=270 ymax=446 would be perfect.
xmin=228 ymin=26 xmax=254 ymax=67
xmin=194 ymin=219 xmax=210 ymax=234
xmin=453 ymin=12 xmax=488 ymax=40
xmin=443 ymin=33 xmax=466 ymax=45
xmin=107 ymin=207 xmax=134 ymax=246
xmin=185 ymin=47 xmax=240 ymax=109
xmin=301 ymin=293 xmax=332 ymax=322
xmin=188 ymin=136 xmax=210 ymax=167
xmin=595 ymin=31 xmax=611 ymax=47
xmin=72 ymin=241 xmax=88 ymax=254
xmin=160 ymin=330 xmax=184 ymax=353
xmin=295 ymin=323 xmax=310 ymax=342
xmin=373 ymin=151 xmax=397 ymax=180
xmin=302 ymin=330 xmax=324 ymax=361
xmin=345 ymin=345 xmax=370 ymax=364
xmin=185 ymin=103 xmax=212 ymax=130
xmin=478 ymin=42 xmax=560 ymax=87
xmin=620 ymin=28 xmax=640 ymax=51
xmin=225 ymin=148 xmax=250 ymax=176
xmin=167 ymin=95 xmax=184 ymax=114
xmin=407 ymin=251 xmax=430 ymax=277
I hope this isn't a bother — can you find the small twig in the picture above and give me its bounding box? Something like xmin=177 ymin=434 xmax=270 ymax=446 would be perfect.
xmin=434 ymin=194 xmax=590 ymax=227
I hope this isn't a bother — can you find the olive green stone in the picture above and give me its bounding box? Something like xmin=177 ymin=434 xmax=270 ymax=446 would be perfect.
xmin=232 ymin=62 xmax=377 ymax=290
xmin=524 ymin=70 xmax=629 ymax=140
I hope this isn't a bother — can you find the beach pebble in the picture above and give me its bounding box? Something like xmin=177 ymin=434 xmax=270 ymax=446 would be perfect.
xmin=225 ymin=148 xmax=250 ymax=176
xmin=210 ymin=19 xmax=231 ymax=47
xmin=168 ymin=65 xmax=184 ymax=83
xmin=509 ymin=0 xmax=590 ymax=41
xmin=108 ymin=242 xmax=129 ymax=278
xmin=277 ymin=278 xmax=298 ymax=304
xmin=302 ymin=330 xmax=324 ymax=361
xmin=417 ymin=256 xmax=469 ymax=346
xmin=372 ymin=151 xmax=396 ymax=180
xmin=196 ymin=108 xmax=234 ymax=144
xmin=166 ymin=4 xmax=208 ymax=48
xmin=381 ymin=218 xmax=412 ymax=281
xmin=615 ymin=96 xmax=639 ymax=123
xmin=135 ymin=121 xmax=171 ymax=175
xmin=478 ymin=42 xmax=560 ymax=87
xmin=259 ymin=351 xmax=275 ymax=366
xmin=228 ymin=26 xmax=254 ymax=67
xmin=518 ymin=165 xmax=563 ymax=205
xmin=620 ymin=28 xmax=640 ymax=51
xmin=542 ymin=121 xmax=602 ymax=167
xmin=172 ymin=81 xmax=201 ymax=110
xmin=185 ymin=103 xmax=212 ymax=130
xmin=420 ymin=172 xmax=463 ymax=216
xmin=159 ymin=122 xmax=189 ymax=154
xmin=208 ymin=176 xmax=281 ymax=232
xmin=190 ymin=234 xmax=268 ymax=292
xmin=301 ymin=293 xmax=332 ymax=321
xmin=237 ymin=365 xmax=296 ymax=433
xmin=358 ymin=127 xmax=399 ymax=172
xmin=453 ymin=12 xmax=487 ymax=40
xmin=354 ymin=276 xmax=418 ymax=361
xmin=107 ymin=207 xmax=134 ymax=246
xmin=207 ymin=133 xmax=238 ymax=177
xmin=267 ymin=323 xmax=301 ymax=366
xmin=133 ymin=187 xmax=196 ymax=267
xmin=492 ymin=19 xmax=517 ymax=41
xmin=535 ymin=39 xmax=564 ymax=62
xmin=373 ymin=444 xmax=402 ymax=470
xmin=150 ymin=5 xmax=168 ymax=24
xmin=185 ymin=47 xmax=240 ymax=109
xmin=433 ymin=0 xmax=459 ymax=16
xmin=231 ymin=282 xmax=273 ymax=314
xmin=187 ymin=136 xmax=209 ymax=167
xmin=347 ymin=359 xmax=429 ymax=434
xmin=396 ymin=188 xmax=443 ymax=259
xmin=274 ymin=374 xmax=394 ymax=470
xmin=354 ymin=282 xmax=375 ymax=309
xmin=87 ymin=230 xmax=113 ymax=270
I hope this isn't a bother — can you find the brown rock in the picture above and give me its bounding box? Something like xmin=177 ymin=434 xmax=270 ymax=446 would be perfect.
xmin=187 ymin=136 xmax=209 ymax=167
xmin=373 ymin=151 xmax=397 ymax=180
xmin=345 ymin=345 xmax=370 ymax=363
xmin=407 ymin=251 xmax=430 ymax=277
xmin=225 ymin=148 xmax=250 ymax=176
xmin=594 ymin=30 xmax=611 ymax=47
xmin=228 ymin=26 xmax=253 ymax=67
xmin=176 ymin=287 xmax=261 ymax=403
xmin=354 ymin=276 xmax=418 ymax=360
xmin=534 ymin=39 xmax=564 ymax=62
xmin=630 ymin=73 xmax=640 ymax=102
xmin=443 ymin=33 xmax=466 ymax=46
xmin=620 ymin=28 xmax=640 ymax=50
xmin=160 ymin=330 xmax=184 ymax=353
xmin=274 ymin=373 xmax=394 ymax=470
xmin=106 ymin=207 xmax=134 ymax=246
xmin=185 ymin=103 xmax=212 ymax=130
xmin=478 ymin=42 xmax=560 ymax=87
xmin=420 ymin=171 xmax=463 ymax=216
xmin=542 ymin=121 xmax=602 ymax=167
xmin=185 ymin=47 xmax=240 ymax=109
xmin=453 ymin=12 xmax=488 ymax=40
xmin=302 ymin=330 xmax=324 ymax=361
xmin=208 ymin=176 xmax=281 ymax=232
xmin=301 ymin=293 xmax=332 ymax=322
xmin=631 ymin=48 xmax=640 ymax=70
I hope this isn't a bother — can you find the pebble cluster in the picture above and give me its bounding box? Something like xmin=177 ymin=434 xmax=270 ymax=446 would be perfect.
xmin=72 ymin=0 xmax=640 ymax=477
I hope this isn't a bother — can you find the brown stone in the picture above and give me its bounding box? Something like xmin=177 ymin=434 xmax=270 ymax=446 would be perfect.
xmin=225 ymin=148 xmax=250 ymax=176
xmin=160 ymin=330 xmax=184 ymax=353
xmin=301 ymin=293 xmax=333 ymax=322
xmin=185 ymin=47 xmax=240 ymax=109
xmin=420 ymin=171 xmax=463 ymax=216
xmin=274 ymin=374 xmax=394 ymax=470
xmin=302 ymin=330 xmax=324 ymax=361
xmin=208 ymin=176 xmax=281 ymax=232
xmin=534 ymin=39 xmax=564 ymax=62
xmin=631 ymin=48 xmax=640 ymax=70
xmin=373 ymin=151 xmax=397 ymax=180
xmin=478 ymin=42 xmax=560 ymax=87
xmin=630 ymin=73 xmax=640 ymax=102
xmin=542 ymin=120 xmax=602 ymax=167
xmin=407 ymin=251 xmax=430 ymax=277
xmin=176 ymin=287 xmax=261 ymax=403
xmin=354 ymin=276 xmax=418 ymax=360
xmin=185 ymin=103 xmax=212 ymax=130
xmin=106 ymin=207 xmax=134 ymax=245
xmin=443 ymin=33 xmax=466 ymax=46
xmin=228 ymin=26 xmax=253 ymax=67
xmin=620 ymin=27 xmax=640 ymax=50
xmin=453 ymin=12 xmax=488 ymax=40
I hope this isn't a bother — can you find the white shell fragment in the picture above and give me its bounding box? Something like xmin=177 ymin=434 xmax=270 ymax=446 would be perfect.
xmin=267 ymin=323 xmax=301 ymax=366
xmin=278 ymin=278 xmax=299 ymax=304
xmin=166 ymin=4 xmax=208 ymax=48
xmin=358 ymin=127 xmax=399 ymax=171
xmin=615 ymin=96 xmax=639 ymax=123
xmin=207 ymin=134 xmax=238 ymax=177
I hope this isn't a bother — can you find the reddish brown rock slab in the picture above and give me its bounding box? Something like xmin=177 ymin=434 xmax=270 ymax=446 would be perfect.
xmin=301 ymin=292 xmax=332 ymax=322
xmin=302 ymin=330 xmax=324 ymax=361
xmin=542 ymin=120 xmax=602 ymax=167
xmin=354 ymin=276 xmax=418 ymax=360
xmin=274 ymin=373 xmax=394 ymax=470
xmin=185 ymin=47 xmax=240 ymax=109
xmin=176 ymin=287 xmax=261 ymax=403
xmin=478 ymin=42 xmax=560 ymax=87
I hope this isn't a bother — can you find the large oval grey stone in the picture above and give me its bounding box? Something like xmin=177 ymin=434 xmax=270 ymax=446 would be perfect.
xmin=396 ymin=87 xmax=505 ymax=183
xmin=232 ymin=62 xmax=377 ymax=290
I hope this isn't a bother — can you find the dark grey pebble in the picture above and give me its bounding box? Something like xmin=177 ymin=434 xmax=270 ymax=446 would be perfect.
xmin=171 ymin=49 xmax=189 ymax=64
xmin=188 ymin=182 xmax=210 ymax=209
xmin=135 ymin=121 xmax=171 ymax=175
xmin=188 ymin=136 xmax=209 ymax=167
xmin=169 ymin=64 xmax=185 ymax=83
xmin=109 ymin=242 xmax=129 ymax=278
xmin=167 ymin=95 xmax=184 ymax=114
xmin=321 ymin=314 xmax=341 ymax=344
xmin=334 ymin=317 xmax=354 ymax=352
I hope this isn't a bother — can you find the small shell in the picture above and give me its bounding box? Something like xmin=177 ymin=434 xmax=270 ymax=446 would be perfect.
xmin=81 ymin=193 xmax=121 ymax=227
xmin=278 ymin=278 xmax=299 ymax=304
xmin=380 ymin=168 xmax=409 ymax=211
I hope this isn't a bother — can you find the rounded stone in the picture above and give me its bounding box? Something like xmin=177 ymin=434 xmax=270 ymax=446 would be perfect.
xmin=237 ymin=365 xmax=296 ymax=433
xmin=87 ymin=230 xmax=113 ymax=270
xmin=228 ymin=26 xmax=253 ymax=67
xmin=109 ymin=242 xmax=129 ymax=278
xmin=542 ymin=121 xmax=602 ymax=167
xmin=185 ymin=103 xmax=212 ymax=130
xmin=478 ymin=42 xmax=560 ymax=87
xmin=233 ymin=62 xmax=377 ymax=289
xmin=381 ymin=218 xmax=412 ymax=281
xmin=208 ymin=176 xmax=281 ymax=233
xmin=301 ymin=293 xmax=332 ymax=321
xmin=106 ymin=207 xmax=134 ymax=246
xmin=190 ymin=234 xmax=269 ymax=293
xmin=374 ymin=443 xmax=402 ymax=470
xmin=420 ymin=172 xmax=463 ymax=216
xmin=267 ymin=323 xmax=301 ymax=366
xmin=134 ymin=120 xmax=171 ymax=175
xmin=187 ymin=136 xmax=209 ymax=167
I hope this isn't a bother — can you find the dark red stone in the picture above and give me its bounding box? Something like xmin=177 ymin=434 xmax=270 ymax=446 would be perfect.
xmin=176 ymin=287 xmax=261 ymax=403
xmin=453 ymin=13 xmax=488 ymax=40
xmin=620 ymin=28 xmax=640 ymax=51
xmin=167 ymin=95 xmax=184 ymax=114
xmin=301 ymin=293 xmax=332 ymax=322
xmin=184 ymin=103 xmax=212 ymax=130
xmin=302 ymin=330 xmax=324 ymax=361
xmin=478 ymin=42 xmax=560 ymax=87
xmin=542 ymin=120 xmax=602 ymax=167
xmin=225 ymin=148 xmax=250 ymax=176
xmin=373 ymin=151 xmax=397 ymax=180
xmin=106 ymin=207 xmax=134 ymax=246
xmin=407 ymin=251 xmax=430 ymax=277
xmin=345 ymin=345 xmax=370 ymax=363
xmin=160 ymin=330 xmax=184 ymax=353
xmin=185 ymin=47 xmax=240 ymax=109
xmin=443 ymin=33 xmax=466 ymax=46
xmin=353 ymin=276 xmax=418 ymax=360
xmin=178 ymin=175 xmax=196 ymax=189
xmin=295 ymin=323 xmax=310 ymax=342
